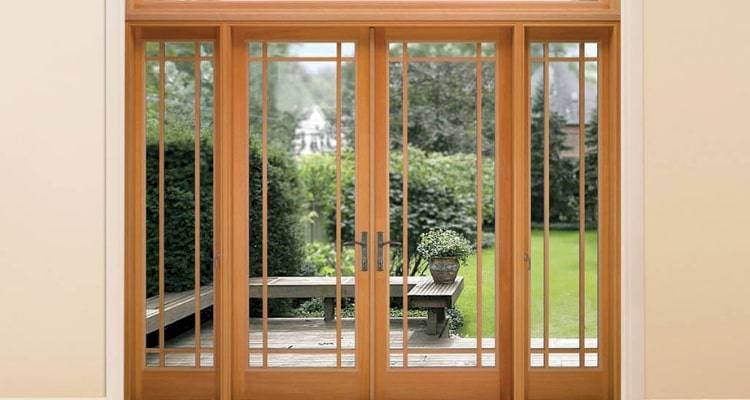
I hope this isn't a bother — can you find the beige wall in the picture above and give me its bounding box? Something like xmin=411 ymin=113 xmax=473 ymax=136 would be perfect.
xmin=0 ymin=0 xmax=106 ymax=397
xmin=645 ymin=0 xmax=750 ymax=399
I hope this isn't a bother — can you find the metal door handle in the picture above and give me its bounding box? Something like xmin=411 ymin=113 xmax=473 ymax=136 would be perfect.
xmin=377 ymin=232 xmax=401 ymax=271
xmin=346 ymin=232 xmax=369 ymax=271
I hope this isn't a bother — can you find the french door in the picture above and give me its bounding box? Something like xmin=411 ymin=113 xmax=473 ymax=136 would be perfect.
xmin=228 ymin=26 xmax=511 ymax=399
xmin=126 ymin=23 xmax=618 ymax=400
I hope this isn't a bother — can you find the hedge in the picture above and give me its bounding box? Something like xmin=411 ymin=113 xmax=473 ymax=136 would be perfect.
xmin=146 ymin=137 xmax=306 ymax=304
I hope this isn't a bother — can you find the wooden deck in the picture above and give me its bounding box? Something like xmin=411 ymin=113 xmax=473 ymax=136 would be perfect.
xmin=147 ymin=317 xmax=496 ymax=368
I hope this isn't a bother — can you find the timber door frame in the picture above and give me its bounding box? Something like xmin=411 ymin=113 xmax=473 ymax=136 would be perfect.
xmin=125 ymin=20 xmax=621 ymax=400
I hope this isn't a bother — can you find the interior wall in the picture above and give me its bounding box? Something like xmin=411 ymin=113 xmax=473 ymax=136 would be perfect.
xmin=0 ymin=0 xmax=106 ymax=397
xmin=644 ymin=0 xmax=750 ymax=398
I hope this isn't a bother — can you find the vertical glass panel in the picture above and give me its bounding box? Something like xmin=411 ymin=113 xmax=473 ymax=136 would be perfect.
xmin=165 ymin=42 xmax=196 ymax=57
xmin=145 ymin=60 xmax=160 ymax=364
xmin=406 ymin=42 xmax=476 ymax=57
xmin=481 ymin=42 xmax=496 ymax=56
xmin=248 ymin=42 xmax=262 ymax=57
xmin=146 ymin=42 xmax=160 ymax=57
xmin=248 ymin=60 xmax=263 ymax=357
xmin=547 ymin=61 xmax=580 ymax=346
xmin=246 ymin=47 xmax=357 ymax=368
xmin=389 ymin=52 xmax=483 ymax=368
xmin=584 ymin=61 xmax=599 ymax=347
xmin=199 ymin=60 xmax=215 ymax=366
xmin=200 ymin=42 xmax=214 ymax=57
xmin=268 ymin=42 xmax=337 ymax=57
xmin=479 ymin=61 xmax=497 ymax=346
xmin=341 ymin=42 xmax=356 ymax=57
xmin=388 ymin=61 xmax=404 ymax=352
xmin=529 ymin=61 xmax=544 ymax=349
xmin=585 ymin=43 xmax=598 ymax=58
xmin=549 ymin=43 xmax=579 ymax=57
xmin=530 ymin=42 xmax=544 ymax=58
xmin=389 ymin=43 xmax=403 ymax=57
xmin=340 ymin=60 xmax=357 ymax=359
xmin=163 ymin=60 xmax=196 ymax=350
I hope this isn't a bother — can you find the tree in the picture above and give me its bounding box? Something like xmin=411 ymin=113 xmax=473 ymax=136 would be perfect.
xmin=530 ymin=85 xmax=578 ymax=225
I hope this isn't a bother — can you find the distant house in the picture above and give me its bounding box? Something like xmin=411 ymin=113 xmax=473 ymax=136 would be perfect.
xmin=292 ymin=106 xmax=336 ymax=156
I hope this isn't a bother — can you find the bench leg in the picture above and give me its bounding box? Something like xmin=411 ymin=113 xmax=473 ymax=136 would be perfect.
xmin=426 ymin=308 xmax=447 ymax=336
xmin=323 ymin=298 xmax=335 ymax=322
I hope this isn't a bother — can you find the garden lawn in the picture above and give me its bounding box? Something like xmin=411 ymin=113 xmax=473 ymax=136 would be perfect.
xmin=456 ymin=229 xmax=598 ymax=340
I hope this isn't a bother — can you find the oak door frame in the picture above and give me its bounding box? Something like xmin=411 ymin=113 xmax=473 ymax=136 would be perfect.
xmin=124 ymin=21 xmax=621 ymax=400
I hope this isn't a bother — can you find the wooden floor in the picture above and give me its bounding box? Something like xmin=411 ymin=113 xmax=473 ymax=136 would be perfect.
xmin=147 ymin=317 xmax=498 ymax=368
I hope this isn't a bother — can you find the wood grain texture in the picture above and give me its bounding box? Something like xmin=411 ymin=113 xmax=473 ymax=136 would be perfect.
xmin=126 ymin=0 xmax=619 ymax=22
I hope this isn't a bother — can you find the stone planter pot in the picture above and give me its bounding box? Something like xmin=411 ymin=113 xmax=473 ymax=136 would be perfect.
xmin=428 ymin=257 xmax=460 ymax=284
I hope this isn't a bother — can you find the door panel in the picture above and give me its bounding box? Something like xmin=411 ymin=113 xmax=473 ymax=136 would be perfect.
xmin=373 ymin=27 xmax=511 ymax=399
xmin=231 ymin=27 xmax=371 ymax=400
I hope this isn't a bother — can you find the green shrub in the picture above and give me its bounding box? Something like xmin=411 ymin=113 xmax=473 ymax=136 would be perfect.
xmin=302 ymin=242 xmax=355 ymax=277
xmin=417 ymin=229 xmax=474 ymax=266
xmin=146 ymin=136 xmax=213 ymax=297
xmin=146 ymin=138 xmax=306 ymax=302
xmin=332 ymin=147 xmax=487 ymax=276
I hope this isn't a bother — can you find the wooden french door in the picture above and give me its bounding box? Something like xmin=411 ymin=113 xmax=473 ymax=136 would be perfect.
xmin=228 ymin=26 xmax=513 ymax=400
xmin=230 ymin=27 xmax=373 ymax=400
xmin=371 ymin=27 xmax=513 ymax=400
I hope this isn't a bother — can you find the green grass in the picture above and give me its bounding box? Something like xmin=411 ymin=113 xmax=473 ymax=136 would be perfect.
xmin=456 ymin=229 xmax=598 ymax=339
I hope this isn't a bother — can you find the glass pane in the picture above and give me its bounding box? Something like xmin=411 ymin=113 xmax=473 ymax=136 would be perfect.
xmin=268 ymin=42 xmax=337 ymax=57
xmin=248 ymin=56 xmax=358 ymax=368
xmin=390 ymin=53 xmax=489 ymax=368
xmin=584 ymin=61 xmax=599 ymax=347
xmin=406 ymin=42 xmax=476 ymax=57
xmin=585 ymin=43 xmax=598 ymax=58
xmin=165 ymin=42 xmax=195 ymax=57
xmin=549 ymin=353 xmax=579 ymax=368
xmin=200 ymin=42 xmax=214 ymax=57
xmin=585 ymin=352 xmax=598 ymax=367
xmin=481 ymin=61 xmax=496 ymax=345
xmin=341 ymin=42 xmax=355 ymax=57
xmin=199 ymin=60 xmax=215 ymax=366
xmin=247 ymin=61 xmax=262 ymax=357
xmin=163 ymin=60 xmax=196 ymax=351
xmin=389 ymin=43 xmax=403 ymax=57
xmin=248 ymin=42 xmax=262 ymax=57
xmin=529 ymin=61 xmax=544 ymax=350
xmin=481 ymin=42 xmax=496 ymax=56
xmin=146 ymin=42 xmax=160 ymax=57
xmin=549 ymin=42 xmax=579 ymax=57
xmin=144 ymin=60 xmax=160 ymax=365
xmin=530 ymin=42 xmax=544 ymax=58
xmin=548 ymin=61 xmax=580 ymax=346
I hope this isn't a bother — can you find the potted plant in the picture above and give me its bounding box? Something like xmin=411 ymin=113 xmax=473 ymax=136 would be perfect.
xmin=416 ymin=229 xmax=473 ymax=284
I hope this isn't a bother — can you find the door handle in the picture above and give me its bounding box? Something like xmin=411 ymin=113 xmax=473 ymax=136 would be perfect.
xmin=346 ymin=232 xmax=369 ymax=271
xmin=377 ymin=231 xmax=401 ymax=271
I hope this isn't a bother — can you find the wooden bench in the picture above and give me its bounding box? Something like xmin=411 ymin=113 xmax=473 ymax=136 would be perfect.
xmin=146 ymin=276 xmax=463 ymax=336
